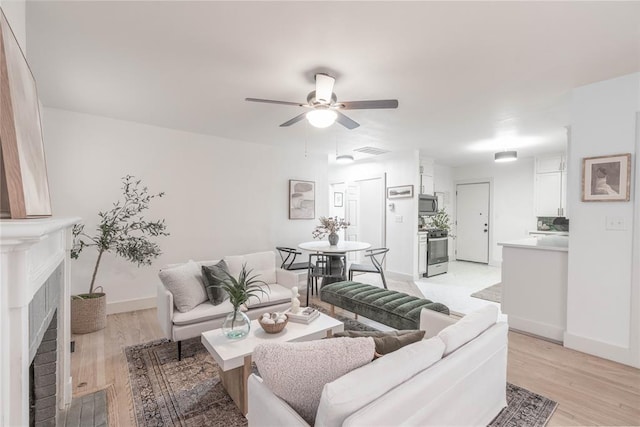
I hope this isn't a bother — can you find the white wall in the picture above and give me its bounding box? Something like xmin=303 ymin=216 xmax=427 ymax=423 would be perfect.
xmin=328 ymin=150 xmax=419 ymax=278
xmin=565 ymin=73 xmax=639 ymax=368
xmin=42 ymin=108 xmax=327 ymax=311
xmin=452 ymin=158 xmax=536 ymax=265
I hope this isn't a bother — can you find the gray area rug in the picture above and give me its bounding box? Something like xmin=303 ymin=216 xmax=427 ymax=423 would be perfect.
xmin=471 ymin=282 xmax=502 ymax=303
xmin=125 ymin=312 xmax=557 ymax=427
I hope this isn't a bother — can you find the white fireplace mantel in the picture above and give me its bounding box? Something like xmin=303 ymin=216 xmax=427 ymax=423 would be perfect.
xmin=0 ymin=217 xmax=80 ymax=427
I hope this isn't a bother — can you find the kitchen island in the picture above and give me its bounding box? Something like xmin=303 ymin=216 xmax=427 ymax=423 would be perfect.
xmin=498 ymin=235 xmax=568 ymax=342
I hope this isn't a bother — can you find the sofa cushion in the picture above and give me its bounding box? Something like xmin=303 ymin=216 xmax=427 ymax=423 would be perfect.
xmin=172 ymin=299 xmax=235 ymax=326
xmin=438 ymin=305 xmax=499 ymax=356
xmin=245 ymin=283 xmax=291 ymax=309
xmin=201 ymin=261 xmax=230 ymax=305
xmin=315 ymin=337 xmax=445 ymax=427
xmin=224 ymin=251 xmax=277 ymax=285
xmin=253 ymin=337 xmax=375 ymax=425
xmin=333 ymin=330 xmax=426 ymax=356
xmin=158 ymin=260 xmax=208 ymax=313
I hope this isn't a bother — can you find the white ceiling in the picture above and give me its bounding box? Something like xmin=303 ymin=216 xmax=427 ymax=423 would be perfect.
xmin=25 ymin=1 xmax=640 ymax=166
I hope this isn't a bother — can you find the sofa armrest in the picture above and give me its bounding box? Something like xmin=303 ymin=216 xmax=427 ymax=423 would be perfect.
xmin=156 ymin=281 xmax=174 ymax=340
xmin=420 ymin=308 xmax=458 ymax=338
xmin=275 ymin=268 xmax=299 ymax=289
xmin=248 ymin=374 xmax=310 ymax=427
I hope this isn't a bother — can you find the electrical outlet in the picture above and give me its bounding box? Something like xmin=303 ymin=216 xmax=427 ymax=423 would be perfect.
xmin=606 ymin=216 xmax=626 ymax=231
xmin=395 ymin=216 xmax=403 ymax=223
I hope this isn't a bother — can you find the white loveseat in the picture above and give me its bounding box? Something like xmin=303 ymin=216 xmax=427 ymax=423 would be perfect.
xmin=248 ymin=305 xmax=508 ymax=426
xmin=157 ymin=251 xmax=299 ymax=358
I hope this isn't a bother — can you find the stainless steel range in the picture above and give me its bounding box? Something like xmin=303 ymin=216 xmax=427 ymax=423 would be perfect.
xmin=425 ymin=229 xmax=449 ymax=277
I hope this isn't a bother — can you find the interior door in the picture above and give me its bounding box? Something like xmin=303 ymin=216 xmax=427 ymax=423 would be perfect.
xmin=346 ymin=184 xmax=360 ymax=262
xmin=456 ymin=182 xmax=490 ymax=263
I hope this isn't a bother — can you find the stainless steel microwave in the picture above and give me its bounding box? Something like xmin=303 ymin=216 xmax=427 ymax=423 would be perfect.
xmin=419 ymin=195 xmax=438 ymax=215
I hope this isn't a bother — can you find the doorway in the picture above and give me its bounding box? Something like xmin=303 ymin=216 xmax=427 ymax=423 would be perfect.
xmin=344 ymin=175 xmax=386 ymax=263
xmin=456 ymin=182 xmax=490 ymax=263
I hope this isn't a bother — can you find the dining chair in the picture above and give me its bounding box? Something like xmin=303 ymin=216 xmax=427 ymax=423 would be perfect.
xmin=348 ymin=248 xmax=390 ymax=289
xmin=306 ymin=252 xmax=347 ymax=306
xmin=276 ymin=247 xmax=313 ymax=271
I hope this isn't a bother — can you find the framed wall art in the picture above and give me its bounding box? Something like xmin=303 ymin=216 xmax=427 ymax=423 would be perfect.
xmin=582 ymin=153 xmax=631 ymax=202
xmin=289 ymin=179 xmax=315 ymax=219
xmin=0 ymin=10 xmax=52 ymax=218
xmin=333 ymin=192 xmax=343 ymax=207
xmin=387 ymin=185 xmax=414 ymax=199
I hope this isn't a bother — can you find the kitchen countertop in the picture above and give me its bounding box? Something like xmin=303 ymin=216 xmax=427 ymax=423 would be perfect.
xmin=498 ymin=236 xmax=568 ymax=252
xmin=529 ymin=230 xmax=569 ymax=236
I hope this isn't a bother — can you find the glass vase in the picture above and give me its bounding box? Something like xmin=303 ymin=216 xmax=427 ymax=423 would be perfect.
xmin=328 ymin=232 xmax=339 ymax=246
xmin=222 ymin=308 xmax=251 ymax=339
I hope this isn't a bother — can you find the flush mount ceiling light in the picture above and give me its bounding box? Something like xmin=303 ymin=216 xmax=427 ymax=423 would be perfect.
xmin=494 ymin=150 xmax=518 ymax=162
xmin=336 ymin=154 xmax=354 ymax=164
xmin=306 ymin=107 xmax=338 ymax=128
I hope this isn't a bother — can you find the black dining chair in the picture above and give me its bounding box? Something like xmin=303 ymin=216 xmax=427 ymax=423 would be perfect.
xmin=348 ymin=248 xmax=389 ymax=289
xmin=276 ymin=247 xmax=313 ymax=271
xmin=306 ymin=252 xmax=347 ymax=306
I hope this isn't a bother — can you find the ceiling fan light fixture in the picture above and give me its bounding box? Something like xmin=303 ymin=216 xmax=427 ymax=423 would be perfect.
xmin=336 ymin=154 xmax=354 ymax=164
xmin=306 ymin=108 xmax=337 ymax=128
xmin=494 ymin=150 xmax=518 ymax=162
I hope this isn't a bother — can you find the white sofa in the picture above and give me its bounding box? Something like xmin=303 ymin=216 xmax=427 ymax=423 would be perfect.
xmin=157 ymin=251 xmax=299 ymax=358
xmin=248 ymin=305 xmax=508 ymax=426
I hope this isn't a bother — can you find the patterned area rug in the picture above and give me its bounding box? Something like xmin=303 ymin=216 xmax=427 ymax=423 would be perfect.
xmin=125 ymin=311 xmax=557 ymax=427
xmin=471 ymin=282 xmax=502 ymax=303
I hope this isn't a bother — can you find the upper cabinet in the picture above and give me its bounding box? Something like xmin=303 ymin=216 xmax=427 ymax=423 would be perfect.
xmin=534 ymin=154 xmax=567 ymax=217
xmin=419 ymin=158 xmax=434 ymax=195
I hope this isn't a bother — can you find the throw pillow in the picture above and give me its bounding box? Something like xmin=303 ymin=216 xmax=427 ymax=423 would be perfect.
xmin=253 ymin=337 xmax=375 ymax=425
xmin=315 ymin=337 xmax=445 ymax=426
xmin=438 ymin=304 xmax=499 ymax=356
xmin=201 ymin=261 xmax=229 ymax=305
xmin=158 ymin=260 xmax=208 ymax=313
xmin=333 ymin=330 xmax=426 ymax=356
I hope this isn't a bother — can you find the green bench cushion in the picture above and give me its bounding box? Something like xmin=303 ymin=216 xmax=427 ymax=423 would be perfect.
xmin=320 ymin=281 xmax=450 ymax=330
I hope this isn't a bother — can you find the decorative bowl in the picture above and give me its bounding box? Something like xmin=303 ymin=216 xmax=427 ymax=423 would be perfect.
xmin=258 ymin=313 xmax=288 ymax=334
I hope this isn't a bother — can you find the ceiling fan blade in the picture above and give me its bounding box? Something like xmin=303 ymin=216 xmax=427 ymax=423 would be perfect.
xmin=315 ymin=73 xmax=335 ymax=104
xmin=246 ymin=98 xmax=306 ymax=107
xmin=279 ymin=112 xmax=308 ymax=127
xmin=335 ymin=111 xmax=360 ymax=129
xmin=338 ymin=99 xmax=399 ymax=110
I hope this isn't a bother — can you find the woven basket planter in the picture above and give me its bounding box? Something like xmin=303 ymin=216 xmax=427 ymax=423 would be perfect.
xmin=71 ymin=293 xmax=107 ymax=334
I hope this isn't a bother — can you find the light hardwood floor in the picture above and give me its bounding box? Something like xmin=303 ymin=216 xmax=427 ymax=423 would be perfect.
xmin=71 ymin=302 xmax=640 ymax=426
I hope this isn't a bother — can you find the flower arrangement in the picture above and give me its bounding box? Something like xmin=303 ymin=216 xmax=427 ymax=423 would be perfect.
xmin=312 ymin=216 xmax=350 ymax=239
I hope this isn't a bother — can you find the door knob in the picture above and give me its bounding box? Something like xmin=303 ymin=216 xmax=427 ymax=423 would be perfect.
xmin=483 ymin=229 xmax=488 ymax=233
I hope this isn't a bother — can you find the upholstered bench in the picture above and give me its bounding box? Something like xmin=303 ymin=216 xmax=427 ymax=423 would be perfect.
xmin=320 ymin=281 xmax=450 ymax=330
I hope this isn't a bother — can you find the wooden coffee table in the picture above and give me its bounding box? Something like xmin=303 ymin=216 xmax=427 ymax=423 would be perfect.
xmin=201 ymin=312 xmax=344 ymax=415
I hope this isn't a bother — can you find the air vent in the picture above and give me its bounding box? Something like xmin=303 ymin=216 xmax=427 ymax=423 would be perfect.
xmin=353 ymin=146 xmax=390 ymax=156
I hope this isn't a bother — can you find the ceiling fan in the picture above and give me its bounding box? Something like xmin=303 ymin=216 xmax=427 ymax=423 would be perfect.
xmin=245 ymin=73 xmax=399 ymax=129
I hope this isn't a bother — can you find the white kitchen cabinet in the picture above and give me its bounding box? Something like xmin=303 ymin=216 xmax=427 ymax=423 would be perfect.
xmin=418 ymin=233 xmax=427 ymax=275
xmin=535 ymin=154 xmax=567 ymax=217
xmin=420 ymin=173 xmax=434 ymax=195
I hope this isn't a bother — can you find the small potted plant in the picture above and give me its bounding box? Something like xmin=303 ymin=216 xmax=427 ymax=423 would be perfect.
xmin=312 ymin=216 xmax=350 ymax=245
xmin=428 ymin=208 xmax=454 ymax=236
xmin=70 ymin=175 xmax=169 ymax=334
xmin=215 ymin=264 xmax=269 ymax=339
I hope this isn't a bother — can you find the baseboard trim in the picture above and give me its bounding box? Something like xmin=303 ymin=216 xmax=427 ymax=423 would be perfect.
xmin=107 ymin=296 xmax=156 ymax=315
xmin=507 ymin=315 xmax=564 ymax=342
xmin=563 ymin=331 xmax=638 ymax=368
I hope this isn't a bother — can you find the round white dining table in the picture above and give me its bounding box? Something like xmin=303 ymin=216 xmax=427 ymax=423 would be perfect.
xmin=298 ymin=240 xmax=371 ymax=253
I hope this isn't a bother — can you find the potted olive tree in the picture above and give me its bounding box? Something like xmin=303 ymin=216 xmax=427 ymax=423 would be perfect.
xmin=70 ymin=175 xmax=169 ymax=334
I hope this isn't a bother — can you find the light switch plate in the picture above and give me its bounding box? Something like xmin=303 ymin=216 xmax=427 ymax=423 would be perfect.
xmin=606 ymin=216 xmax=626 ymax=230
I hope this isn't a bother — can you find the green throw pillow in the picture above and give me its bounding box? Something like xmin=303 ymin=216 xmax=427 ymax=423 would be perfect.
xmin=201 ymin=261 xmax=229 ymax=305
xmin=333 ymin=330 xmax=426 ymax=356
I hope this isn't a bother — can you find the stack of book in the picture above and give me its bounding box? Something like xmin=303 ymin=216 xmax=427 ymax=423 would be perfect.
xmin=284 ymin=307 xmax=320 ymax=324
